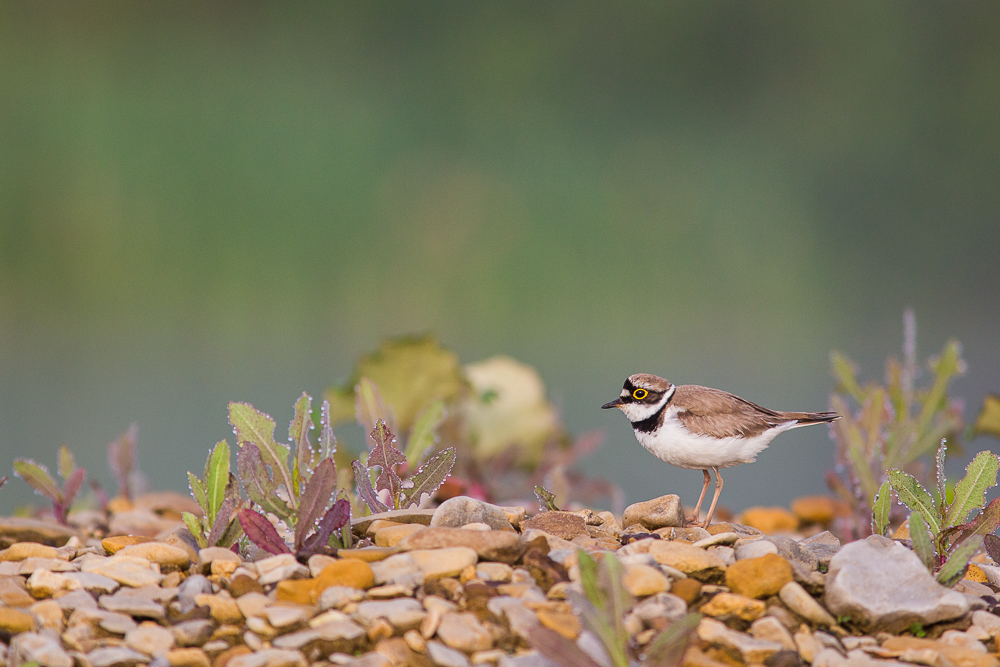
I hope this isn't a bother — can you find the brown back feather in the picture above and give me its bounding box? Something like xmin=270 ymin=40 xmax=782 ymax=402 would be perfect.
xmin=672 ymin=385 xmax=836 ymax=438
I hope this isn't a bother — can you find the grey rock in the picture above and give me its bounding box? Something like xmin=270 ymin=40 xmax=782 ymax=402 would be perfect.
xmin=178 ymin=574 xmax=213 ymax=613
xmin=824 ymin=535 xmax=970 ymax=633
xmin=9 ymin=632 xmax=74 ymax=667
xmin=355 ymin=599 xmax=426 ymax=630
xmin=765 ymin=537 xmax=819 ymax=571
xmin=99 ymin=590 xmax=166 ymax=619
xmin=87 ymin=646 xmax=148 ymax=667
xmin=800 ymin=531 xmax=841 ymax=568
xmin=621 ymin=495 xmax=684 ymax=530
xmin=779 ymin=582 xmax=837 ymax=627
xmin=171 ymin=619 xmax=215 ymax=647
xmin=630 ymin=593 xmax=688 ymax=624
xmin=426 ymin=640 xmax=471 ymax=667
xmin=55 ymin=588 xmax=98 ymax=612
xmin=318 ymin=585 xmax=366 ymax=610
xmin=430 ymin=496 xmax=514 ymax=531
xmin=68 ymin=607 xmax=138 ymax=635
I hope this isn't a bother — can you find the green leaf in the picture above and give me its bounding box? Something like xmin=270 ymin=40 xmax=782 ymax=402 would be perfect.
xmin=974 ymin=394 xmax=1000 ymax=439
xmin=236 ymin=443 xmax=293 ymax=519
xmin=405 ymin=400 xmax=444 ymax=467
xmin=887 ymin=469 xmax=940 ymax=534
xmin=318 ymin=400 xmax=336 ymax=462
xmin=217 ymin=516 xmax=244 ymax=549
xmin=937 ymin=534 xmax=983 ymax=587
xmin=602 ymin=553 xmax=631 ymax=653
xmin=289 ymin=392 xmax=314 ymax=489
xmin=830 ymin=351 xmax=866 ymax=403
xmin=872 ymin=480 xmax=891 ymax=537
xmin=909 ymin=511 xmax=937 ymax=573
xmin=58 ymin=446 xmax=76 ymax=482
xmin=577 ymin=550 xmax=603 ymax=608
xmin=534 ymin=485 xmax=560 ymax=511
xmin=400 ymin=447 xmax=455 ymax=509
xmin=188 ymin=471 xmax=207 ymax=512
xmin=944 ymin=451 xmax=1000 ymax=527
xmin=935 ymin=441 xmax=948 ymax=523
xmin=916 ymin=340 xmax=964 ymax=439
xmin=182 ymin=511 xmax=206 ymax=548
xmin=643 ymin=613 xmax=702 ymax=667
xmin=205 ymin=440 xmax=230 ymax=525
xmin=13 ymin=459 xmax=62 ymax=503
xmin=229 ymin=402 xmax=295 ymax=509
xmin=568 ymin=590 xmax=628 ymax=667
xmin=356 ymin=377 xmax=393 ymax=437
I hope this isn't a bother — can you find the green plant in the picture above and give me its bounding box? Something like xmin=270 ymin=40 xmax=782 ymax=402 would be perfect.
xmin=13 ymin=446 xmax=86 ymax=525
xmin=828 ymin=311 xmax=965 ymax=539
xmin=353 ymin=419 xmax=456 ymax=514
xmin=873 ymin=445 xmax=1000 ymax=586
xmin=182 ymin=441 xmax=243 ymax=549
xmin=909 ymin=623 xmax=926 ymax=638
xmin=528 ymin=550 xmax=700 ymax=667
xmin=229 ymin=393 xmax=352 ymax=556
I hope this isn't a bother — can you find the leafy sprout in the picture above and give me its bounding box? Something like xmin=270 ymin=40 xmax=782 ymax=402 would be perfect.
xmin=182 ymin=441 xmax=243 ymax=549
xmin=13 ymin=446 xmax=85 ymax=525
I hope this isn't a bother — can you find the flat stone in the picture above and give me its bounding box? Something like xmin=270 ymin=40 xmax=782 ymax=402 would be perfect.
xmin=940 ymin=629 xmax=988 ymax=654
xmin=0 ymin=517 xmax=78 ymax=548
xmin=70 ymin=607 xmax=139 ymax=635
xmin=519 ymin=512 xmax=588 ymax=541
xmin=0 ymin=541 xmax=61 ymax=561
xmin=165 ymin=647 xmax=211 ymax=667
xmin=697 ymin=617 xmax=784 ymax=663
xmin=88 ymin=646 xmax=149 ymax=667
xmin=622 ymin=495 xmax=685 ymax=530
xmin=622 ymin=564 xmax=670 ymax=597
xmin=198 ymin=547 xmax=242 ymax=576
xmin=436 ymin=611 xmax=493 ymax=652
xmin=100 ymin=589 xmax=166 ymax=619
xmin=475 ymin=562 xmax=513 ymax=583
xmin=318 ymin=585 xmax=366 ymax=610
xmin=103 ymin=536 xmax=156 ymax=554
xmin=536 ymin=607 xmax=580 ymax=639
xmin=430 ymin=497 xmax=514 ymax=531
xmin=82 ymin=555 xmax=165 ymax=587
xmin=226 ymin=573 xmax=264 ymax=597
xmin=824 ymin=535 xmax=969 ymax=633
xmin=274 ymin=579 xmax=317 ymax=605
xmin=0 ymin=606 xmax=36 ymax=634
xmin=264 ymin=604 xmax=313 ymax=629
xmin=427 ymin=640 xmax=471 ymax=667
xmin=226 ymin=648 xmax=307 ymax=667
xmin=55 ymin=588 xmax=99 ymax=612
xmin=765 ymin=536 xmax=819 ymax=571
xmin=749 ymin=616 xmax=796 ymax=651
xmin=410 ymin=547 xmax=478 ymax=580
xmin=64 ymin=571 xmax=121 ymax=593
xmin=351 ymin=508 xmax=437 ymax=535
xmin=486 ymin=597 xmax=539 ymax=641
xmin=374 ymin=523 xmax=426 ymax=547
xmin=271 ymin=620 xmax=366 ymax=654
xmin=255 ymin=553 xmax=309 ymax=585
xmin=700 ymin=592 xmax=766 ymax=621
xmin=194 ymin=593 xmax=244 ymax=624
xmin=369 ymin=553 xmax=424 ymax=590
xmin=356 ymin=598 xmax=427 ymax=630
xmin=0 ymin=574 xmax=35 ymax=606
xmin=726 ymin=553 xmax=793 ymax=599
xmin=317 ymin=559 xmax=376 ymax=590
xmin=126 ymin=624 xmax=176 ymax=656
xmin=971 ymin=610 xmax=1000 ymax=636
xmin=649 ymin=540 xmax=726 ymax=582
xmin=398 ymin=526 xmax=526 ymax=564
xmin=738 ymin=507 xmax=799 ymax=534
xmin=27 ymin=568 xmax=81 ymax=597
xmin=9 ymin=632 xmax=74 ymax=667
xmin=30 ymin=599 xmax=64 ymax=632
xmin=880 ymin=636 xmax=999 ymax=667
xmin=177 ymin=574 xmax=213 ymax=613
xmin=780 ymin=581 xmax=838 ymax=628
xmin=18 ymin=557 xmax=78 ymax=574
xmin=172 ymin=619 xmax=215 ymax=647
xmin=799 ymin=531 xmax=842 ymax=568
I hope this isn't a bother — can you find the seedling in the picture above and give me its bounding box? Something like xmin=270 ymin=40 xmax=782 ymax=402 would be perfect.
xmin=874 ymin=443 xmax=1000 ymax=586
xmin=108 ymin=423 xmax=140 ymax=501
xmin=13 ymin=446 xmax=86 ymax=525
xmin=182 ymin=441 xmax=243 ymax=549
xmin=529 ymin=550 xmax=700 ymax=667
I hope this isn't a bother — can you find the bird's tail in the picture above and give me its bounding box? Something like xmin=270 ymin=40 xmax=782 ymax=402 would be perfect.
xmin=786 ymin=411 xmax=840 ymax=425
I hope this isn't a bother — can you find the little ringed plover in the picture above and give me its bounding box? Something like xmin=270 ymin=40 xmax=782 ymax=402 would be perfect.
xmin=603 ymin=373 xmax=839 ymax=528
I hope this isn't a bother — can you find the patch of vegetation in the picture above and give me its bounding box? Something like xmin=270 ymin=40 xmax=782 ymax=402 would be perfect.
xmin=874 ymin=444 xmax=1000 ymax=586
xmin=828 ymin=311 xmax=965 ymax=539
xmin=13 ymin=446 xmax=86 ymax=525
xmin=182 ymin=441 xmax=243 ymax=549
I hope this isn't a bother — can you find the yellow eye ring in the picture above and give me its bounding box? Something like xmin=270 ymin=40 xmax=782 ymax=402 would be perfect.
xmin=632 ymin=388 xmax=648 ymax=400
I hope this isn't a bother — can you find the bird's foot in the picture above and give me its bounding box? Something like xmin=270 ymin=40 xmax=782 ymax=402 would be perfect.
xmin=684 ymin=513 xmax=703 ymax=527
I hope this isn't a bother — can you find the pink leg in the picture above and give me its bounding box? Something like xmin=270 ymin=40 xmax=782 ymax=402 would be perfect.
xmin=701 ymin=467 xmax=724 ymax=528
xmin=686 ymin=470 xmax=712 ymax=525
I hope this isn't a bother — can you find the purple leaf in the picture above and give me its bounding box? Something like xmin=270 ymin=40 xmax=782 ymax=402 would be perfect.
xmin=367 ymin=420 xmax=406 ymax=502
xmin=237 ymin=443 xmax=292 ymax=519
xmin=208 ymin=491 xmax=238 ymax=547
xmin=13 ymin=459 xmax=61 ymax=504
xmin=237 ymin=509 xmax=291 ymax=555
xmin=300 ymin=498 xmax=351 ymax=554
xmin=295 ymin=458 xmax=337 ymax=551
xmin=985 ymin=534 xmax=1000 ymax=564
xmin=954 ymin=497 xmax=1000 ymax=545
xmin=107 ymin=423 xmax=138 ymax=500
xmin=0 ymin=476 xmax=7 ymax=491
xmin=400 ymin=447 xmax=456 ymax=509
xmin=526 ymin=625 xmax=602 ymax=667
xmin=62 ymin=467 xmax=86 ymax=513
xmin=353 ymin=460 xmax=388 ymax=514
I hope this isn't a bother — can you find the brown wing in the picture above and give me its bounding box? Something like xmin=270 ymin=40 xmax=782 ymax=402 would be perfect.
xmin=672 ymin=385 xmax=794 ymax=438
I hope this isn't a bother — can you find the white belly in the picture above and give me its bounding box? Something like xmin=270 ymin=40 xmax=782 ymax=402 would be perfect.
xmin=634 ymin=410 xmax=797 ymax=470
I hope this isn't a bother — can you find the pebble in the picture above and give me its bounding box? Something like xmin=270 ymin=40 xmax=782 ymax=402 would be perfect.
xmin=27 ymin=568 xmax=82 ymax=597
xmin=649 ymin=540 xmax=726 ymax=582
xmin=126 ymin=624 xmax=176 ymax=656
xmin=55 ymin=587 xmax=99 ymax=612
xmin=735 ymin=539 xmax=779 ymax=560
xmin=0 ymin=606 xmax=36 ymax=634
xmin=621 ymin=494 xmax=685 ymax=530
xmin=749 ymin=616 xmax=797 ymax=651
xmin=263 ymin=604 xmax=312 ymax=629
xmin=791 ymin=496 xmax=842 ymax=526
xmin=409 ymin=547 xmax=479 ymax=580
xmin=228 ymin=648 xmax=308 ymax=667
xmin=436 ymin=611 xmax=494 ymax=652
xmin=318 ymin=585 xmax=367 ymax=610
xmin=824 ymin=535 xmax=969 ymax=633
xmin=195 ymin=593 xmax=244 ymax=624
xmin=0 ymin=574 xmax=35 ymax=606
xmin=9 ymin=631 xmax=74 ymax=667
xmin=430 ymin=496 xmax=514 ymax=531
xmin=165 ymin=647 xmax=212 ymax=667
xmin=172 ymin=619 xmax=216 ymax=647
xmin=356 ymin=599 xmax=427 ymax=630
xmin=427 ymin=640 xmax=471 ymax=667
xmin=0 ymin=517 xmax=78 ymax=548
xmin=88 ymin=645 xmax=150 ymax=667
xmin=475 ymin=562 xmax=513 ymax=582
xmin=725 ymin=553 xmax=793 ymax=598
xmin=198 ymin=547 xmax=242 ymax=577
xmin=738 ymin=507 xmax=799 ymax=534
xmin=118 ymin=542 xmax=193 ymax=570
xmin=519 ymin=512 xmax=588 ymax=541
xmin=100 ymin=589 xmax=168 ymax=619
xmin=780 ymin=581 xmax=838 ymax=628
xmin=622 ymin=564 xmax=670 ymax=597
xmin=0 ymin=541 xmax=61 ymax=561
xmin=700 ymin=592 xmax=766 ymax=621
xmin=697 ymin=617 xmax=785 ymax=663
xmin=373 ymin=523 xmax=425 ymax=547
xmin=398 ymin=526 xmax=526 ymax=564
xmin=82 ymin=555 xmax=165 ymax=587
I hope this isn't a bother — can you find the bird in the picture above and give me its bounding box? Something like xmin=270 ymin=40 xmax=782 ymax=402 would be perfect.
xmin=602 ymin=373 xmax=839 ymax=528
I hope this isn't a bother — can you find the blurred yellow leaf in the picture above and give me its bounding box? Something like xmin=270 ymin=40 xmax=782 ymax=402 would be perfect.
xmin=974 ymin=394 xmax=1000 ymax=439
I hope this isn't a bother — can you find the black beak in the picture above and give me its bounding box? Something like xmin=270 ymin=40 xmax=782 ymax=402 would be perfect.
xmin=602 ymin=398 xmax=624 ymax=409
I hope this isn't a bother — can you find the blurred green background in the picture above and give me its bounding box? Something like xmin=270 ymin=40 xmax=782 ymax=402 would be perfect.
xmin=2 ymin=2 xmax=999 ymax=514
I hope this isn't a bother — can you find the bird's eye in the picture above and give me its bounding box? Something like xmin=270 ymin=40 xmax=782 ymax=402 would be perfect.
xmin=632 ymin=388 xmax=648 ymax=400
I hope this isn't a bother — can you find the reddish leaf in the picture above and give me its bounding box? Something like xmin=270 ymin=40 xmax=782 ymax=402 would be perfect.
xmin=237 ymin=444 xmax=291 ymax=519
xmin=400 ymin=447 xmax=456 ymax=509
xmin=107 ymin=423 xmax=138 ymax=499
xmin=295 ymin=458 xmax=337 ymax=551
xmin=62 ymin=468 xmax=86 ymax=513
xmin=353 ymin=460 xmax=388 ymax=514
xmin=237 ymin=509 xmax=291 ymax=555
xmin=0 ymin=476 xmax=7 ymax=491
xmin=300 ymin=498 xmax=351 ymax=554
xmin=954 ymin=497 xmax=1000 ymax=545
xmin=367 ymin=420 xmax=406 ymax=502
xmin=13 ymin=459 xmax=61 ymax=504
xmin=985 ymin=534 xmax=1000 ymax=564
xmin=208 ymin=491 xmax=238 ymax=547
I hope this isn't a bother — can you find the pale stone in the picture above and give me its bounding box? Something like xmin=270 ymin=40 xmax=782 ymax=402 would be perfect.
xmin=318 ymin=585 xmax=366 ymax=611
xmin=699 ymin=592 xmax=765 ymax=621
xmin=0 ymin=542 xmax=60 ymax=561
xmin=126 ymin=624 xmax=176 ymax=656
xmin=264 ymin=604 xmax=312 ymax=629
xmin=622 ymin=494 xmax=684 ymax=530
xmin=780 ymin=581 xmax=838 ymax=627
xmin=307 ymin=553 xmax=337 ymax=577
xmin=409 ymin=547 xmax=478 ymax=580
xmin=194 ymin=593 xmax=244 ymax=624
xmin=172 ymin=619 xmax=215 ymax=647
xmin=648 ymin=540 xmax=726 ymax=582
xmin=475 ymin=562 xmax=513 ymax=583
xmin=29 ymin=599 xmax=64 ymax=632
xmin=82 ymin=555 xmax=165 ymax=587
xmin=18 ymin=557 xmax=77 ymax=574
xmin=235 ymin=592 xmax=271 ymax=618
xmin=436 ymin=612 xmax=493 ymax=653
xmin=9 ymin=632 xmax=74 ymax=667
xmin=63 ymin=571 xmax=120 ymax=593
xmin=749 ymin=616 xmax=796 ymax=651
xmin=198 ymin=547 xmax=242 ymax=576
xmin=696 ymin=617 xmax=784 ymax=663
xmin=356 ymin=598 xmax=426 ymax=630
xmin=27 ymin=568 xmax=81 ymax=597
xmin=227 ymin=648 xmax=308 ymax=667
xmin=374 ymin=523 xmax=426 ymax=547
xmin=622 ymin=564 xmax=670 ymax=597
xmin=430 ymin=496 xmax=514 ymax=531
xmin=427 ymin=640 xmax=472 ymax=667
xmin=87 ymin=646 xmax=149 ymax=667
xmin=118 ymin=542 xmax=193 ymax=570
xmin=399 ymin=527 xmax=526 ymax=564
